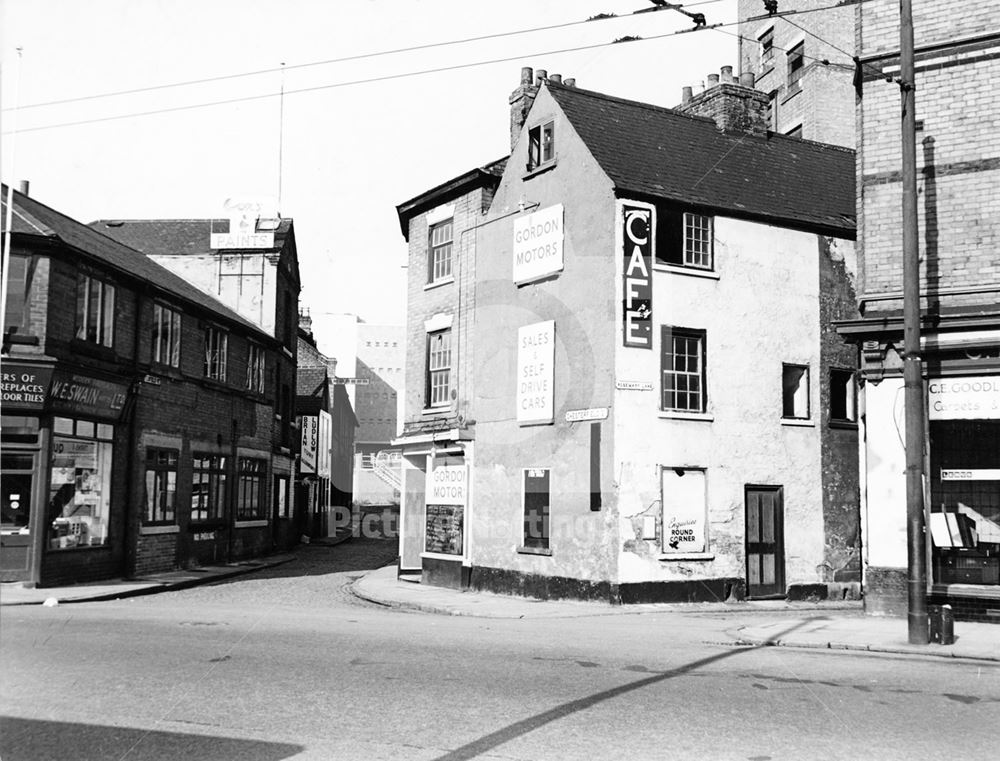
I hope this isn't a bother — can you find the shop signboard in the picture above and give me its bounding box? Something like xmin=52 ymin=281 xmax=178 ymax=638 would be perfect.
xmin=661 ymin=467 xmax=707 ymax=554
xmin=424 ymin=465 xmax=467 ymax=557
xmin=517 ymin=320 xmax=555 ymax=426
xmin=621 ymin=202 xmax=653 ymax=349
xmin=300 ymin=415 xmax=319 ymax=474
xmin=1 ymin=364 xmax=53 ymax=410
xmin=928 ymin=375 xmax=1000 ymax=420
xmin=565 ymin=407 xmax=609 ymax=423
xmin=210 ymin=198 xmax=275 ymax=249
xmin=512 ymin=204 xmax=564 ymax=285
xmin=317 ymin=410 xmax=332 ymax=479
xmin=48 ymin=371 xmax=128 ymax=421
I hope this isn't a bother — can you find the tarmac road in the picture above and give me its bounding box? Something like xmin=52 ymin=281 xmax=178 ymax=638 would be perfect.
xmin=2 ymin=536 xmax=998 ymax=761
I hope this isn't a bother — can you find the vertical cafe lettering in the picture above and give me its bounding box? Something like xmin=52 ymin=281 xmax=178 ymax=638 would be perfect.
xmin=622 ymin=204 xmax=653 ymax=348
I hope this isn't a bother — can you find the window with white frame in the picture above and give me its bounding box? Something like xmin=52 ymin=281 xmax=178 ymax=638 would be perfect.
xmin=428 ymin=219 xmax=454 ymax=283
xmin=527 ymin=121 xmax=555 ymax=170
xmin=76 ymin=273 xmax=115 ymax=347
xmin=661 ymin=327 xmax=706 ymax=413
xmin=782 ymin=363 xmax=810 ymax=419
xmin=787 ymin=42 xmax=805 ymax=91
xmin=759 ymin=27 xmax=774 ymax=70
xmin=204 ymin=326 xmax=228 ymax=381
xmin=426 ymin=328 xmax=452 ymax=407
xmin=152 ymin=304 xmax=181 ymax=367
xmin=247 ymin=342 xmax=265 ymax=394
xmin=237 ymin=457 xmax=267 ymax=521
xmin=683 ymin=213 xmax=714 ymax=269
xmin=144 ymin=448 xmax=178 ymax=525
xmin=191 ymin=453 xmax=226 ymax=521
xmin=830 ymin=368 xmax=857 ymax=423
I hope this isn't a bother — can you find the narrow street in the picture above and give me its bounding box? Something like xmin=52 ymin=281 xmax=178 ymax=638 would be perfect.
xmin=2 ymin=535 xmax=997 ymax=761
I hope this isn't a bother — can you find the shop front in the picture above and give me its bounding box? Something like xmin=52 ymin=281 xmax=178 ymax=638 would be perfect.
xmin=1 ymin=363 xmax=129 ymax=586
xmin=926 ymin=375 xmax=1000 ymax=621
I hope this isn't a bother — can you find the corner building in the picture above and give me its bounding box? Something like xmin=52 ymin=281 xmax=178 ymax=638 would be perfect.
xmin=396 ymin=69 xmax=861 ymax=602
xmin=837 ymin=0 xmax=1000 ymax=621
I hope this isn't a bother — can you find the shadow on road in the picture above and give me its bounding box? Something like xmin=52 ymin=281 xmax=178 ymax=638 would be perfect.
xmin=432 ymin=620 xmax=813 ymax=761
xmin=0 ymin=716 xmax=303 ymax=761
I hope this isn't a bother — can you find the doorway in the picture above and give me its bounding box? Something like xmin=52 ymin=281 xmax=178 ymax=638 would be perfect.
xmin=1 ymin=453 xmax=36 ymax=580
xmin=745 ymin=485 xmax=785 ymax=598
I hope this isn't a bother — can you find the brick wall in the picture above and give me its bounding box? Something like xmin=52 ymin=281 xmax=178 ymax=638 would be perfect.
xmin=857 ymin=0 xmax=1000 ymax=312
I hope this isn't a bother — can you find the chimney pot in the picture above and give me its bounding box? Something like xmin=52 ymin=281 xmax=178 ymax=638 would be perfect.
xmin=740 ymin=71 xmax=756 ymax=88
xmin=18 ymin=180 xmax=29 ymax=196
xmin=681 ymin=86 xmax=693 ymax=104
xmin=721 ymin=65 xmax=734 ymax=83
xmin=564 ymin=77 xmax=576 ymax=87
xmin=707 ymin=73 xmax=720 ymax=87
xmin=536 ymin=69 xmax=548 ymax=85
xmin=520 ymin=66 xmax=533 ymax=85
xmin=549 ymin=73 xmax=562 ymax=84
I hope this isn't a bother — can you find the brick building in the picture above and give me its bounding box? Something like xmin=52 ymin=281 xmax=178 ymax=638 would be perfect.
xmin=394 ymin=69 xmax=860 ymax=601
xmin=2 ymin=187 xmax=294 ymax=585
xmin=837 ymin=1 xmax=1000 ymax=621
xmin=737 ymin=0 xmax=856 ymax=147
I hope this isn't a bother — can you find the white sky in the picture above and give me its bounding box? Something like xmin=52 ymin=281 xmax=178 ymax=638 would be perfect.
xmin=1 ymin=0 xmax=736 ymax=330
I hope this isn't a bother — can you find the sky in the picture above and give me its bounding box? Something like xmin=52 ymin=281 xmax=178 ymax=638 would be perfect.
xmin=0 ymin=0 xmax=737 ymax=342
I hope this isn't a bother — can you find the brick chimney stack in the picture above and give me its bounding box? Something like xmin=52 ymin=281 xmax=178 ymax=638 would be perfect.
xmin=509 ymin=66 xmax=540 ymax=150
xmin=677 ymin=66 xmax=769 ymax=136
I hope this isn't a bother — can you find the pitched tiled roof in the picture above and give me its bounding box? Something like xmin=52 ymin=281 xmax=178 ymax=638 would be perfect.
xmin=88 ymin=218 xmax=293 ymax=256
xmin=396 ymin=157 xmax=508 ymax=239
xmin=1 ymin=186 xmax=270 ymax=337
xmin=297 ymin=366 xmax=328 ymax=398
xmin=547 ymin=83 xmax=855 ymax=235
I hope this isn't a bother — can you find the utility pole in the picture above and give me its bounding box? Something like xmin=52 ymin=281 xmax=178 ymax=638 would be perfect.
xmin=900 ymin=0 xmax=928 ymax=644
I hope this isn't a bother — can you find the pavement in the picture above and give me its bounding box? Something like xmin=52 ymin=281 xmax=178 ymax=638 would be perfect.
xmin=4 ymin=544 xmax=997 ymax=663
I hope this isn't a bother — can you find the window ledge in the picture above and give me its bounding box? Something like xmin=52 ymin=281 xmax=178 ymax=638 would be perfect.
xmin=517 ymin=545 xmax=552 ymax=556
xmin=4 ymin=334 xmax=39 ymax=346
xmin=188 ymin=520 xmax=226 ymax=530
xmin=424 ymin=277 xmax=455 ymax=291
xmin=522 ymin=161 xmax=556 ymax=180
xmin=829 ymin=419 xmax=859 ymax=430
xmin=140 ymin=525 xmax=180 ymax=535
xmin=659 ymin=552 xmax=715 ymax=561
xmin=235 ymin=519 xmax=268 ymax=528
xmin=658 ymin=411 xmax=714 ymax=422
xmin=781 ymin=86 xmax=802 ymax=105
xmin=781 ymin=418 xmax=815 ymax=427
xmin=652 ymin=263 xmax=719 ymax=280
xmin=421 ymin=406 xmax=452 ymax=416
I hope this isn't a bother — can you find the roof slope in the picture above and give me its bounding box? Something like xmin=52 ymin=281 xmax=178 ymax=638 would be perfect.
xmin=548 ymin=83 xmax=855 ymax=235
xmin=89 ymin=218 xmax=293 ymax=256
xmin=2 ymin=187 xmax=269 ymax=336
xmin=396 ymin=157 xmax=508 ymax=239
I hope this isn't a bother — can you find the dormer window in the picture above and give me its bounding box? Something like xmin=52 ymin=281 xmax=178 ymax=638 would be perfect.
xmin=527 ymin=121 xmax=555 ymax=171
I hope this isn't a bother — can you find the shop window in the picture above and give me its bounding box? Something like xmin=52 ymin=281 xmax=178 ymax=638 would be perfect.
xmin=426 ymin=328 xmax=451 ymax=408
xmin=0 ymin=415 xmax=40 ymax=445
xmin=247 ymin=342 xmax=265 ymax=394
xmin=203 ymin=326 xmax=228 ymax=381
xmin=830 ymin=368 xmax=857 ymax=423
xmin=191 ymin=454 xmax=227 ymax=522
xmin=782 ymin=363 xmax=810 ymax=419
xmin=522 ymin=468 xmax=550 ymax=550
xmin=237 ymin=457 xmax=267 ymax=521
xmin=144 ymin=448 xmax=178 ymax=525
xmin=661 ymin=327 xmax=707 ymax=413
xmin=527 ymin=121 xmax=555 ymax=171
xmin=152 ymin=304 xmax=181 ymax=367
xmin=787 ymin=42 xmax=805 ymax=91
xmin=76 ymin=273 xmax=115 ymax=347
xmin=428 ymin=219 xmax=454 ymax=283
xmin=48 ymin=418 xmax=113 ymax=550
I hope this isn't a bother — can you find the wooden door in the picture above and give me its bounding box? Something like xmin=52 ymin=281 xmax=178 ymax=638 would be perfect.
xmin=745 ymin=486 xmax=785 ymax=598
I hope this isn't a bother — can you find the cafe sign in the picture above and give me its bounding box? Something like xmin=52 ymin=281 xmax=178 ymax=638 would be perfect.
xmin=928 ymin=375 xmax=1000 ymax=420
xmin=621 ymin=202 xmax=653 ymax=349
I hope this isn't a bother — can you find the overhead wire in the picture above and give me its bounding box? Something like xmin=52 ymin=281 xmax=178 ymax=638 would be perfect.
xmin=4 ymin=0 xmax=727 ymax=113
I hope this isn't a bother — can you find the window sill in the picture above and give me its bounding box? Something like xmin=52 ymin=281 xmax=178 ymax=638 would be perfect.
xmin=69 ymin=338 xmax=116 ymax=360
xmin=424 ymin=277 xmax=455 ymax=291
xmin=422 ymin=406 xmax=452 ymax=416
xmin=189 ymin=519 xmax=226 ymax=530
xmin=4 ymin=333 xmax=39 ymax=346
xmin=235 ymin=519 xmax=268 ymax=528
xmin=522 ymin=161 xmax=556 ymax=180
xmin=781 ymin=418 xmax=814 ymax=427
xmin=46 ymin=542 xmax=110 ymax=552
xmin=140 ymin=525 xmax=180 ymax=535
xmin=659 ymin=552 xmax=715 ymax=561
xmin=829 ymin=419 xmax=858 ymax=430
xmin=517 ymin=545 xmax=552 ymax=556
xmin=781 ymin=86 xmax=801 ymax=105
xmin=759 ymin=65 xmax=774 ymax=79
xmin=658 ymin=411 xmax=714 ymax=422
xmin=652 ymin=263 xmax=719 ymax=280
